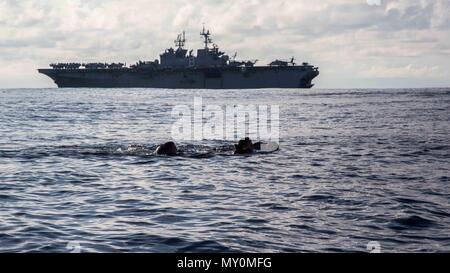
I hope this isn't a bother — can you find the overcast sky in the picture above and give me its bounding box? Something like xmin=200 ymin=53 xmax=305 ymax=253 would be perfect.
xmin=0 ymin=0 xmax=449 ymax=88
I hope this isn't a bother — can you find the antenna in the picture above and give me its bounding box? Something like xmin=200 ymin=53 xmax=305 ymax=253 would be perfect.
xmin=290 ymin=56 xmax=296 ymax=66
xmin=200 ymin=24 xmax=212 ymax=49
xmin=174 ymin=31 xmax=186 ymax=48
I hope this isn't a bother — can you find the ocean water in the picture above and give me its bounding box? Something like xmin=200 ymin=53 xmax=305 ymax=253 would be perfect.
xmin=0 ymin=87 xmax=449 ymax=253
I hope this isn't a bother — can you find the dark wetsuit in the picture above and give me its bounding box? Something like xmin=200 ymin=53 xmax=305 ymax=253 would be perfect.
xmin=155 ymin=142 xmax=178 ymax=156
xmin=234 ymin=138 xmax=262 ymax=155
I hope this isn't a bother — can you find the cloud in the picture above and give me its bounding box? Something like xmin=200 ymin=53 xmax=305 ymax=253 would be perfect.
xmin=360 ymin=64 xmax=445 ymax=78
xmin=0 ymin=0 xmax=449 ymax=88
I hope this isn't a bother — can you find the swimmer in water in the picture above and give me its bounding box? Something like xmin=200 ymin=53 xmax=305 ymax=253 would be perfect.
xmin=154 ymin=138 xmax=272 ymax=156
xmin=234 ymin=137 xmax=262 ymax=155
xmin=155 ymin=141 xmax=178 ymax=156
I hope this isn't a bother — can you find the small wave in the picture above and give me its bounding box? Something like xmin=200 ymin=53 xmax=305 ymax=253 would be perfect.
xmin=389 ymin=215 xmax=436 ymax=230
xmin=439 ymin=176 xmax=449 ymax=182
xmin=258 ymin=203 xmax=290 ymax=210
xmin=0 ymin=194 xmax=20 ymax=202
xmin=301 ymin=194 xmax=337 ymax=202
xmin=153 ymin=214 xmax=191 ymax=224
xmin=394 ymin=197 xmax=435 ymax=205
xmin=0 ymin=143 xmax=239 ymax=160
xmin=427 ymin=145 xmax=449 ymax=151
xmin=176 ymin=240 xmax=232 ymax=253
xmin=162 ymin=237 xmax=188 ymax=246
xmin=245 ymin=218 xmax=270 ymax=224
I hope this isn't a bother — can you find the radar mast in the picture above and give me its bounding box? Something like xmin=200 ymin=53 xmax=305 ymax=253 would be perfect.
xmin=200 ymin=24 xmax=212 ymax=49
xmin=174 ymin=31 xmax=186 ymax=49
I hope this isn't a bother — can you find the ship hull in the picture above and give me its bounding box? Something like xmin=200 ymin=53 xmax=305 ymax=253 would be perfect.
xmin=38 ymin=66 xmax=319 ymax=89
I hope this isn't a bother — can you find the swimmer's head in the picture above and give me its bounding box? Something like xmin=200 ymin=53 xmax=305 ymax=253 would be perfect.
xmin=234 ymin=137 xmax=254 ymax=154
xmin=155 ymin=141 xmax=178 ymax=156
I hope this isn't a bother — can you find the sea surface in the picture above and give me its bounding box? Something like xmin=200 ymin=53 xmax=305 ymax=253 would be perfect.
xmin=0 ymin=88 xmax=449 ymax=253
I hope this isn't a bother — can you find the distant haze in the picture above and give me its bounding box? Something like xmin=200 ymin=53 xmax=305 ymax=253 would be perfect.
xmin=0 ymin=0 xmax=449 ymax=88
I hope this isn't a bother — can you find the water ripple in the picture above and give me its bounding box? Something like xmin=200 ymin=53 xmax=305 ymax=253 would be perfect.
xmin=0 ymin=88 xmax=449 ymax=252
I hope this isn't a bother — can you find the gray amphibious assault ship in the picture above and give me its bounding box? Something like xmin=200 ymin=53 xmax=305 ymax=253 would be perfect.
xmin=39 ymin=27 xmax=319 ymax=89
